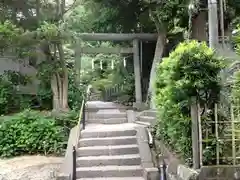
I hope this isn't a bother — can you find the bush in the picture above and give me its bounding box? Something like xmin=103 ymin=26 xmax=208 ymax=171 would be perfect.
xmin=37 ymin=81 xmax=53 ymax=110
xmin=52 ymin=110 xmax=79 ymax=135
xmin=0 ymin=109 xmax=67 ymax=157
xmin=154 ymin=40 xmax=224 ymax=162
xmin=0 ymin=70 xmax=33 ymax=114
xmin=68 ymin=70 xmax=85 ymax=110
xmin=0 ymin=75 xmax=17 ymax=114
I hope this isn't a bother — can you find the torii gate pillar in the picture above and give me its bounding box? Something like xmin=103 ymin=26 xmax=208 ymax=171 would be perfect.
xmin=133 ymin=39 xmax=142 ymax=106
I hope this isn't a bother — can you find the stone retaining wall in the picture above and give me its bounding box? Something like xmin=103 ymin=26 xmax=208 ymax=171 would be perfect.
xmin=154 ymin=139 xmax=199 ymax=180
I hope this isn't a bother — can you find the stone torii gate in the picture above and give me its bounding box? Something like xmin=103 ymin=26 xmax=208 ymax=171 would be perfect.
xmin=74 ymin=33 xmax=157 ymax=107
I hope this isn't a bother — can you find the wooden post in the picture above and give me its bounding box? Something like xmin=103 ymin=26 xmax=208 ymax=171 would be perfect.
xmin=214 ymin=104 xmax=220 ymax=165
xmin=231 ymin=104 xmax=236 ymax=165
xmin=198 ymin=103 xmax=203 ymax=167
xmin=190 ymin=97 xmax=200 ymax=169
xmin=133 ymin=39 xmax=142 ymax=104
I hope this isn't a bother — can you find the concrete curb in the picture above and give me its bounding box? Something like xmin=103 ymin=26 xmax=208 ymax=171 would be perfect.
xmin=135 ymin=126 xmax=159 ymax=180
xmin=176 ymin=164 xmax=199 ymax=180
xmin=57 ymin=124 xmax=83 ymax=180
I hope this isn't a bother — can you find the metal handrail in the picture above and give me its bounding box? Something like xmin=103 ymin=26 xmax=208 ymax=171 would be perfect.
xmin=72 ymin=146 xmax=77 ymax=180
xmin=75 ymin=84 xmax=92 ymax=145
xmin=147 ymin=128 xmax=167 ymax=180
xmin=146 ymin=127 xmax=153 ymax=148
xmin=160 ymin=159 xmax=167 ymax=180
xmin=72 ymin=84 xmax=92 ymax=180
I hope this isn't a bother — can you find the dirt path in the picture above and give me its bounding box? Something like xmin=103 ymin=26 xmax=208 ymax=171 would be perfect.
xmin=0 ymin=155 xmax=63 ymax=180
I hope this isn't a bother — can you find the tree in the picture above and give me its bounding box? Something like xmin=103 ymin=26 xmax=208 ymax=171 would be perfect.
xmin=0 ymin=0 xmax=79 ymax=112
xmin=146 ymin=0 xmax=191 ymax=108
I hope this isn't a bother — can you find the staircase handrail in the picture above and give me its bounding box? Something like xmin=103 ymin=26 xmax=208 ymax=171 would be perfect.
xmin=72 ymin=84 xmax=92 ymax=180
xmin=75 ymin=84 xmax=92 ymax=146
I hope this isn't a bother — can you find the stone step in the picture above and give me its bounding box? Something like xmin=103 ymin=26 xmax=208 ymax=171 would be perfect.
xmin=77 ymin=144 xmax=139 ymax=157
xmin=86 ymin=101 xmax=127 ymax=110
xmin=81 ymin=129 xmax=137 ymax=138
xmin=95 ymin=112 xmax=126 ymax=119
xmin=79 ymin=136 xmax=137 ymax=147
xmin=138 ymin=116 xmax=155 ymax=124
xmin=77 ymin=154 xmax=141 ymax=167
xmin=77 ymin=177 xmax=145 ymax=180
xmin=135 ymin=121 xmax=151 ymax=127
xmin=87 ymin=118 xmax=127 ymax=124
xmin=76 ymin=165 xmax=143 ymax=178
xmin=142 ymin=110 xmax=157 ymax=117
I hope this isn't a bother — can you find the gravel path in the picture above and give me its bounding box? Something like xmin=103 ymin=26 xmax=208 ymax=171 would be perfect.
xmin=0 ymin=155 xmax=63 ymax=180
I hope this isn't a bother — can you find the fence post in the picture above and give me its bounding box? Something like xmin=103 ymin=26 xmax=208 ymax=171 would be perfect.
xmin=190 ymin=96 xmax=200 ymax=169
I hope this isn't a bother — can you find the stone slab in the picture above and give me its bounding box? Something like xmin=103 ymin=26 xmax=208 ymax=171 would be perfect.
xmin=97 ymin=109 xmax=121 ymax=114
xmin=143 ymin=167 xmax=160 ymax=180
xmin=135 ymin=126 xmax=154 ymax=168
xmin=127 ymin=110 xmax=136 ymax=123
xmin=177 ymin=165 xmax=199 ymax=180
xmin=86 ymin=101 xmax=126 ymax=110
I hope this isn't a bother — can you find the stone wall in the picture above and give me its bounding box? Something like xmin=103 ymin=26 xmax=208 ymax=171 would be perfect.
xmin=154 ymin=139 xmax=199 ymax=180
xmin=0 ymin=56 xmax=39 ymax=94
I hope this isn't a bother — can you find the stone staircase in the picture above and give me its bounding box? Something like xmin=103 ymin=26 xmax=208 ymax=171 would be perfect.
xmin=76 ymin=128 xmax=143 ymax=179
xmin=74 ymin=101 xmax=155 ymax=180
xmin=88 ymin=91 xmax=103 ymax=101
xmin=135 ymin=109 xmax=157 ymax=127
xmin=58 ymin=101 xmax=159 ymax=180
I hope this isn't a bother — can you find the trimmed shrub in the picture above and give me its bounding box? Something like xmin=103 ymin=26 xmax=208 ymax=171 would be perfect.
xmin=154 ymin=40 xmax=224 ymax=163
xmin=0 ymin=109 xmax=67 ymax=157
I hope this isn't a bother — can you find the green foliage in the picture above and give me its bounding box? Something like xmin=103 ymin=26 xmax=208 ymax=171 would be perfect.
xmin=0 ymin=109 xmax=67 ymax=157
xmin=37 ymin=81 xmax=53 ymax=110
xmin=232 ymin=71 xmax=240 ymax=104
xmin=0 ymin=21 xmax=23 ymax=51
xmin=231 ymin=28 xmax=240 ymax=109
xmin=81 ymin=52 xmax=135 ymax=104
xmin=53 ymin=110 xmax=79 ymax=135
xmin=155 ymin=40 xmax=224 ymax=161
xmin=0 ymin=74 xmax=18 ymax=114
xmin=0 ymin=70 xmax=33 ymax=115
xmin=68 ymin=70 xmax=84 ymax=110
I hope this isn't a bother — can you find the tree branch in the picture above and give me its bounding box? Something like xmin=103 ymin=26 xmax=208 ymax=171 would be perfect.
xmin=149 ymin=9 xmax=161 ymax=33
xmin=63 ymin=0 xmax=78 ymax=14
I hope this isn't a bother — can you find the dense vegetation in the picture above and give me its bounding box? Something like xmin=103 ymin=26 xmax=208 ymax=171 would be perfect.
xmin=0 ymin=110 xmax=67 ymax=157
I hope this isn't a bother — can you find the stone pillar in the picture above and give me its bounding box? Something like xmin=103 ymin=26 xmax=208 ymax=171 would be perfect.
xmin=133 ymin=39 xmax=142 ymax=105
xmin=208 ymin=0 xmax=219 ymax=49
xmin=74 ymin=40 xmax=82 ymax=85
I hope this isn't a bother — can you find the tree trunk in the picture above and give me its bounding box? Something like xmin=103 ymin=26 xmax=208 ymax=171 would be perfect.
xmin=62 ymin=68 xmax=69 ymax=110
xmin=51 ymin=72 xmax=69 ymax=112
xmin=49 ymin=42 xmax=69 ymax=112
xmin=147 ymin=33 xmax=166 ymax=109
xmin=56 ymin=72 xmax=63 ymax=107
xmin=57 ymin=43 xmax=69 ymax=111
xmin=51 ymin=74 xmax=60 ymax=111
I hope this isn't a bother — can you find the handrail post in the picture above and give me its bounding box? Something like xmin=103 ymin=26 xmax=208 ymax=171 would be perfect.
xmin=160 ymin=159 xmax=167 ymax=180
xmin=72 ymin=146 xmax=76 ymax=180
xmin=82 ymin=100 xmax=86 ymax=130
